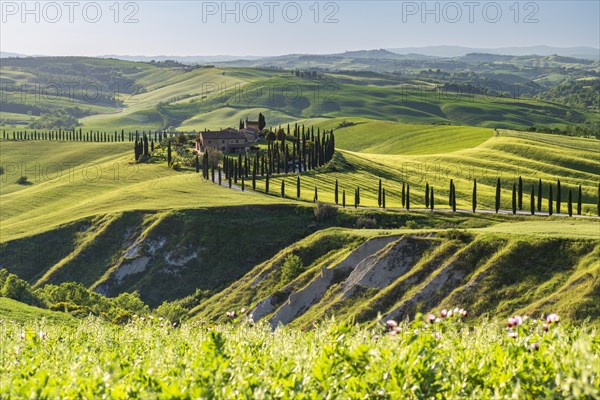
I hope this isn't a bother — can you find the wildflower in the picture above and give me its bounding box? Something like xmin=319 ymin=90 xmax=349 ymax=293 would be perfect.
xmin=435 ymin=332 xmax=442 ymax=340
xmin=440 ymin=309 xmax=448 ymax=318
xmin=240 ymin=308 xmax=247 ymax=314
xmin=507 ymin=317 xmax=517 ymax=328
xmin=435 ymin=318 xmax=441 ymax=323
xmin=543 ymin=323 xmax=549 ymax=332
xmin=447 ymin=309 xmax=453 ymax=317
xmin=546 ymin=313 xmax=559 ymax=324
xmin=528 ymin=342 xmax=540 ymax=352
xmin=426 ymin=313 xmax=436 ymax=323
xmin=460 ymin=309 xmax=468 ymax=318
xmin=20 ymin=332 xmax=25 ymax=341
xmin=454 ymin=307 xmax=460 ymax=314
xmin=507 ymin=330 xmax=517 ymax=338
xmin=385 ymin=320 xmax=398 ymax=329
xmin=38 ymin=330 xmax=46 ymax=340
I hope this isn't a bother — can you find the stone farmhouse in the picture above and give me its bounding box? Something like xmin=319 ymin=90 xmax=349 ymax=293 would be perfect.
xmin=195 ymin=129 xmax=250 ymax=154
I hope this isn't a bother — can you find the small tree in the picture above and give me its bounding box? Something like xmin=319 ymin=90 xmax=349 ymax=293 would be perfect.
xmin=195 ymin=155 xmax=200 ymax=173
xmin=472 ymin=179 xmax=477 ymax=213
xmin=406 ymin=184 xmax=410 ymax=211
xmin=313 ymin=186 xmax=318 ymax=203
xmin=334 ymin=180 xmax=339 ymax=205
xmin=167 ymin=140 xmax=172 ymax=166
xmin=401 ymin=183 xmax=406 ymax=207
xmin=512 ymin=183 xmax=517 ymax=214
xmin=377 ymin=179 xmax=382 ymax=208
xmin=342 ymin=190 xmax=346 ymax=208
xmin=297 ymin=176 xmax=301 ymax=198
xmin=495 ymin=178 xmax=501 ymax=213
xmin=382 ymin=188 xmax=386 ymax=209
xmin=518 ymin=176 xmax=523 ymax=210
xmin=281 ymin=180 xmax=285 ymax=198
xmin=265 ymin=173 xmax=270 ymax=194
xmin=451 ymin=181 xmax=456 ymax=212
xmin=280 ymin=254 xmax=304 ymax=284
xmin=530 ymin=185 xmax=535 ymax=215
xmin=425 ymin=182 xmax=430 ymax=209
xmin=430 ymin=187 xmax=435 ymax=211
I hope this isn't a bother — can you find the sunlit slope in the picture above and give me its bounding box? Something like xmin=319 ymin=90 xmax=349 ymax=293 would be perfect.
xmin=255 ymin=130 xmax=599 ymax=213
xmin=192 ymin=228 xmax=600 ymax=327
xmin=313 ymin=118 xmax=494 ymax=154
xmin=76 ymin=70 xmax=596 ymax=132
xmin=0 ymin=141 xmax=286 ymax=241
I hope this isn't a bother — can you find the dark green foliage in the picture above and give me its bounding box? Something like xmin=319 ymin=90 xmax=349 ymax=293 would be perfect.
xmin=512 ymin=183 xmax=517 ymax=214
xmin=425 ymin=182 xmax=430 ymax=209
xmin=495 ymin=178 xmax=501 ymax=213
xmin=167 ymin=140 xmax=172 ymax=166
xmin=472 ymin=179 xmax=477 ymax=213
xmin=281 ymin=180 xmax=285 ymax=198
xmin=430 ymin=187 xmax=434 ymax=211
xmin=406 ymin=184 xmax=410 ymax=211
xmin=518 ymin=176 xmax=523 ymax=210
xmin=334 ymin=180 xmax=339 ymax=204
xmin=342 ymin=190 xmax=346 ymax=208
xmin=382 ymin=188 xmax=386 ymax=209
xmin=530 ymin=185 xmax=535 ymax=215
xmin=297 ymin=176 xmax=301 ymax=198
xmin=313 ymin=186 xmax=318 ymax=203
xmin=378 ymin=179 xmax=382 ymax=208
xmin=314 ymin=202 xmax=338 ymax=222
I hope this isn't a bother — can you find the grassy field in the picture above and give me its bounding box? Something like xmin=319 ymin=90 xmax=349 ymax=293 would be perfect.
xmin=0 ymin=298 xmax=74 ymax=325
xmin=1 ymin=313 xmax=598 ymax=399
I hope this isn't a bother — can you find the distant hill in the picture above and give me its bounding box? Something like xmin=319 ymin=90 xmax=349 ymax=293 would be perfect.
xmin=387 ymin=45 xmax=600 ymax=60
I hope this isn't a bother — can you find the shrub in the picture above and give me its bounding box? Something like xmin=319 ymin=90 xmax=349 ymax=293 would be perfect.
xmin=280 ymin=254 xmax=305 ymax=284
xmin=16 ymin=176 xmax=28 ymax=184
xmin=314 ymin=202 xmax=338 ymax=222
xmin=356 ymin=216 xmax=377 ymax=229
xmin=405 ymin=220 xmax=419 ymax=229
xmin=155 ymin=301 xmax=189 ymax=324
xmin=170 ymin=162 xmax=181 ymax=171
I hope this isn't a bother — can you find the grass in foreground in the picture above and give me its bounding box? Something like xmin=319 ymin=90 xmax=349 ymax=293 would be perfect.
xmin=0 ymin=312 xmax=597 ymax=399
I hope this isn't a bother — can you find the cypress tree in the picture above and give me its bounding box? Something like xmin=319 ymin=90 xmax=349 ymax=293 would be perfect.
xmin=218 ymin=167 xmax=222 ymax=185
xmin=430 ymin=187 xmax=434 ymax=211
xmin=241 ymin=176 xmax=245 ymax=191
xmin=568 ymin=188 xmax=573 ymax=217
xmin=211 ymin=166 xmax=215 ymax=183
xmin=449 ymin=179 xmax=454 ymax=207
xmin=577 ymin=185 xmax=582 ymax=215
xmin=335 ymin=180 xmax=339 ymax=204
xmin=425 ymin=182 xmax=430 ymax=209
xmin=314 ymin=186 xmax=318 ymax=203
xmin=548 ymin=184 xmax=553 ymax=216
xmin=512 ymin=183 xmax=517 ymax=214
xmin=406 ymin=184 xmax=410 ymax=211
xmin=472 ymin=179 xmax=477 ymax=213
xmin=342 ymin=190 xmax=346 ymax=208
xmin=537 ymin=178 xmax=543 ymax=212
xmin=556 ymin=179 xmax=562 ymax=214
xmin=228 ymin=173 xmax=232 ymax=189
xmin=378 ymin=179 xmax=382 ymax=208
xmin=354 ymin=189 xmax=358 ymax=209
xmin=530 ymin=185 xmax=535 ymax=215
xmin=167 ymin=140 xmax=172 ymax=166
xmin=598 ymin=183 xmax=600 ymax=217
xmin=518 ymin=176 xmax=523 ymax=210
xmin=495 ymin=178 xmax=501 ymax=213
xmin=297 ymin=176 xmax=301 ymax=198
xmin=357 ymin=187 xmax=360 ymax=206
xmin=382 ymin=189 xmax=386 ymax=209
xmin=451 ymin=181 xmax=456 ymax=212
xmin=195 ymin=155 xmax=200 ymax=173
xmin=281 ymin=180 xmax=285 ymax=198
xmin=265 ymin=173 xmax=270 ymax=194
xmin=401 ymin=183 xmax=406 ymax=207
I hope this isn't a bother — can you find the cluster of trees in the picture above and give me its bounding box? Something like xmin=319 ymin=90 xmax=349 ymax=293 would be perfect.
xmin=199 ymin=125 xmax=336 ymax=190
xmin=133 ymin=132 xmax=153 ymax=161
xmin=3 ymin=128 xmax=180 ymax=143
xmin=0 ymin=268 xmax=188 ymax=324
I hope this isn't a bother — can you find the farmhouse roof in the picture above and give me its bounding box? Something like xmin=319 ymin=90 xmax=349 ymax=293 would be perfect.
xmin=200 ymin=129 xmax=246 ymax=140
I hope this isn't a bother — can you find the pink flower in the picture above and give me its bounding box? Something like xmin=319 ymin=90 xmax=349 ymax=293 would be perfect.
xmin=460 ymin=309 xmax=468 ymax=318
xmin=507 ymin=317 xmax=517 ymax=328
xmin=435 ymin=332 xmax=442 ymax=340
xmin=447 ymin=309 xmax=454 ymax=317
xmin=385 ymin=320 xmax=398 ymax=329
xmin=546 ymin=313 xmax=559 ymax=324
xmin=529 ymin=342 xmax=540 ymax=352
xmin=426 ymin=313 xmax=436 ymax=323
xmin=440 ymin=309 xmax=448 ymax=318
xmin=543 ymin=323 xmax=549 ymax=332
xmin=514 ymin=316 xmax=523 ymax=326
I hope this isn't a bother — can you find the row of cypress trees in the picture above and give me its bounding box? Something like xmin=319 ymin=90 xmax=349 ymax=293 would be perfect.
xmin=3 ymin=129 xmax=181 ymax=143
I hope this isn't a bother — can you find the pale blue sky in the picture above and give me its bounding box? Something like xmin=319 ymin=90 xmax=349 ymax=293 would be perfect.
xmin=1 ymin=1 xmax=598 ymax=56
